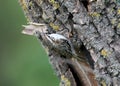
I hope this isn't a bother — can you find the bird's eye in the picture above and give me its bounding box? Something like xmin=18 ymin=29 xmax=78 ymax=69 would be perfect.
xmin=50 ymin=37 xmax=55 ymax=42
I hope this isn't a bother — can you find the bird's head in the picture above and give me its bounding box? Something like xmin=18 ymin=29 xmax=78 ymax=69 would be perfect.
xmin=46 ymin=33 xmax=68 ymax=47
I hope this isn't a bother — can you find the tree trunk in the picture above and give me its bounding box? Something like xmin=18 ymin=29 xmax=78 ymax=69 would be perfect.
xmin=19 ymin=0 xmax=120 ymax=86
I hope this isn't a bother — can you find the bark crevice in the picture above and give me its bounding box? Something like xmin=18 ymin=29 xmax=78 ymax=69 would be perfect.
xmin=19 ymin=0 xmax=120 ymax=85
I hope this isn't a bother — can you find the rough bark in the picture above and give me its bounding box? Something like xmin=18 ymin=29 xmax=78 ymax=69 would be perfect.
xmin=19 ymin=0 xmax=120 ymax=86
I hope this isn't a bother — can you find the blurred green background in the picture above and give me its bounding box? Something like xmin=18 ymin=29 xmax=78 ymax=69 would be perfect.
xmin=0 ymin=0 xmax=59 ymax=86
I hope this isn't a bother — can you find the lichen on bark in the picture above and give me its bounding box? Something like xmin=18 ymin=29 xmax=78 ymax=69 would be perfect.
xmin=19 ymin=0 xmax=120 ymax=86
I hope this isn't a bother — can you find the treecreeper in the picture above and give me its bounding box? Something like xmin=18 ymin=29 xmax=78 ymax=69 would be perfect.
xmin=22 ymin=22 xmax=98 ymax=86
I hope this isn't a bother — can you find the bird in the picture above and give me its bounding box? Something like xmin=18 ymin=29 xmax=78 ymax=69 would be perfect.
xmin=22 ymin=22 xmax=98 ymax=86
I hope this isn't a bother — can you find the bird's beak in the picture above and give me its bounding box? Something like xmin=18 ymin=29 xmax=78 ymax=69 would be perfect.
xmin=45 ymin=34 xmax=55 ymax=45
